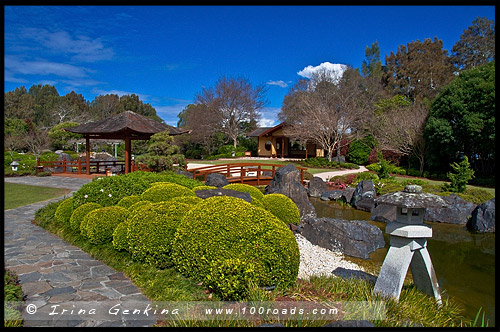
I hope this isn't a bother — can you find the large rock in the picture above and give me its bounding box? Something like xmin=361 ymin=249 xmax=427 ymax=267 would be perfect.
xmin=424 ymin=194 xmax=477 ymax=225
xmin=205 ymin=173 xmax=229 ymax=188
xmin=370 ymin=203 xmax=397 ymax=223
xmin=467 ymin=198 xmax=495 ymax=233
xmin=308 ymin=176 xmax=328 ymax=197
xmin=265 ymin=164 xmax=316 ymax=221
xmin=342 ymin=187 xmax=356 ymax=204
xmin=300 ymin=217 xmax=385 ymax=259
xmin=195 ymin=188 xmax=252 ymax=203
xmin=56 ymin=152 xmax=73 ymax=172
xmin=351 ymin=180 xmax=376 ymax=212
xmin=321 ymin=190 xmax=344 ymax=201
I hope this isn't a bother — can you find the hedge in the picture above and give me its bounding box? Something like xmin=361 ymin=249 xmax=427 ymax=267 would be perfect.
xmin=262 ymin=193 xmax=300 ymax=226
xmin=69 ymin=202 xmax=102 ymax=231
xmin=54 ymin=197 xmax=74 ymax=224
xmin=140 ymin=183 xmax=196 ymax=203
xmin=80 ymin=206 xmax=129 ymax=244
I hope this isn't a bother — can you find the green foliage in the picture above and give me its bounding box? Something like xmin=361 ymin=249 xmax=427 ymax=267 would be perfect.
xmin=171 ymin=196 xmax=300 ymax=300
xmin=48 ymin=121 xmax=82 ymax=150
xmin=222 ymin=183 xmax=265 ymax=200
xmin=353 ymin=172 xmax=379 ymax=185
xmin=4 ymin=269 xmax=24 ymax=327
xmin=135 ymin=131 xmax=185 ymax=172
xmin=204 ymin=258 xmax=257 ymax=301
xmin=69 ymin=202 xmax=102 ymax=231
xmin=128 ymin=200 xmax=153 ymax=212
xmin=192 ymin=185 xmax=217 ymax=191
xmin=442 ymin=156 xmax=475 ymax=193
xmin=302 ymin=157 xmax=359 ymax=169
xmin=141 ymin=183 xmax=196 ymax=203
xmin=116 ymin=195 xmax=141 ymax=208
xmin=127 ymin=202 xmax=193 ymax=268
xmin=80 ymin=206 xmax=129 ymax=244
xmin=425 ymin=62 xmax=495 ymax=176
xmin=166 ymin=196 xmax=203 ymax=206
xmin=112 ymin=221 xmax=130 ymax=251
xmin=262 ymin=193 xmax=300 ymax=226
xmin=346 ymin=136 xmax=374 ymax=165
xmin=72 ymin=171 xmax=202 ymax=208
xmin=54 ymin=197 xmax=74 ymax=224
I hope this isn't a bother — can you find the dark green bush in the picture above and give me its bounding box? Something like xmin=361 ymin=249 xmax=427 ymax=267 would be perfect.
xmin=171 ymin=196 xmax=300 ymax=300
xmin=54 ymin=197 xmax=74 ymax=224
xmin=127 ymin=202 xmax=193 ymax=268
xmin=69 ymin=202 xmax=102 ymax=231
xmin=353 ymin=172 xmax=379 ymax=185
xmin=80 ymin=206 xmax=129 ymax=244
xmin=346 ymin=139 xmax=372 ymax=165
xmin=262 ymin=193 xmax=300 ymax=226
xmin=141 ymin=183 xmax=196 ymax=203
xmin=112 ymin=222 xmax=129 ymax=251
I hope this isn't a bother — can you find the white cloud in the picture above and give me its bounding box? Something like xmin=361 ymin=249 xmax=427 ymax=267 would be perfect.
xmin=258 ymin=118 xmax=277 ymax=127
xmin=266 ymin=80 xmax=289 ymax=88
xmin=297 ymin=62 xmax=347 ymax=81
xmin=5 ymin=55 xmax=91 ymax=78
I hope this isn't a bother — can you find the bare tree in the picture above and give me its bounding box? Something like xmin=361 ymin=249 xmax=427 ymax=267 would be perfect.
xmin=279 ymin=67 xmax=367 ymax=161
xmin=195 ymin=76 xmax=267 ymax=148
xmin=372 ymin=97 xmax=429 ymax=174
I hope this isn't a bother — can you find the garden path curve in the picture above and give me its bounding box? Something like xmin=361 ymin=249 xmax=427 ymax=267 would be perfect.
xmin=4 ymin=176 xmax=155 ymax=327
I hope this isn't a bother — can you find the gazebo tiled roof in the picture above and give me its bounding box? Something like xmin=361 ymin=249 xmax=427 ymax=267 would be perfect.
xmin=65 ymin=111 xmax=189 ymax=138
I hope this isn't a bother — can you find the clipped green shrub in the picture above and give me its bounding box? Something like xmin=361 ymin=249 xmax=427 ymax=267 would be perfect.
xmin=127 ymin=202 xmax=193 ymax=268
xmin=366 ymin=163 xmax=381 ymax=172
xmin=192 ymin=185 xmax=217 ymax=192
xmin=222 ymin=183 xmax=264 ymax=200
xmin=353 ymin=172 xmax=379 ymax=185
xmin=141 ymin=183 xmax=196 ymax=203
xmin=204 ymin=258 xmax=257 ymax=301
xmin=69 ymin=202 xmax=102 ymax=231
xmin=262 ymin=193 xmax=300 ymax=226
xmin=166 ymin=196 xmax=203 ymax=206
xmin=54 ymin=197 xmax=74 ymax=224
xmin=72 ymin=171 xmax=202 ymax=208
xmin=116 ymin=195 xmax=141 ymax=208
xmin=171 ymin=196 xmax=300 ymax=300
xmin=128 ymin=200 xmax=153 ymax=212
xmin=80 ymin=206 xmax=129 ymax=244
xmin=112 ymin=222 xmax=129 ymax=251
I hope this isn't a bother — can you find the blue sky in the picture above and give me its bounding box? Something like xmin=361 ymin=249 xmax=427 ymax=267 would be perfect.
xmin=4 ymin=5 xmax=495 ymax=127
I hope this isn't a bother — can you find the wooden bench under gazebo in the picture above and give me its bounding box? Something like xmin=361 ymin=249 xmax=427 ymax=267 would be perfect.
xmin=37 ymin=111 xmax=189 ymax=176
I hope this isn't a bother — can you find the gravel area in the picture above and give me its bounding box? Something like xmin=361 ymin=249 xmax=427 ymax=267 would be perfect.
xmin=295 ymin=234 xmax=367 ymax=280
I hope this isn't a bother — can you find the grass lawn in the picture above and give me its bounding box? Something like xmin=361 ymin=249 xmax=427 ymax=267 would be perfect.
xmin=392 ymin=175 xmax=495 ymax=197
xmin=4 ymin=182 xmax=71 ymax=210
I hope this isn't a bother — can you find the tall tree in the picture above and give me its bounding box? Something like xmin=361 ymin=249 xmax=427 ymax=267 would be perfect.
xmin=4 ymin=86 xmax=34 ymax=120
xmin=279 ymin=67 xmax=367 ymax=161
xmin=451 ymin=17 xmax=495 ymax=71
xmin=195 ymin=76 xmax=267 ymax=148
xmin=424 ymin=62 xmax=495 ymax=176
xmin=119 ymin=94 xmax=163 ymax=123
xmin=362 ymin=40 xmax=383 ymax=78
xmin=384 ymin=37 xmax=455 ymax=102
xmin=28 ymin=84 xmax=60 ymax=129
xmin=90 ymin=94 xmax=123 ymax=120
xmin=182 ymin=103 xmax=226 ymax=155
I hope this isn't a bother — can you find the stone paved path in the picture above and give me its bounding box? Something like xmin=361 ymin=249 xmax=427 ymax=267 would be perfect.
xmin=4 ymin=176 xmax=155 ymax=327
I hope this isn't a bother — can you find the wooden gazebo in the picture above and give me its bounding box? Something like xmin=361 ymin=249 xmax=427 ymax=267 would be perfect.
xmin=64 ymin=111 xmax=189 ymax=175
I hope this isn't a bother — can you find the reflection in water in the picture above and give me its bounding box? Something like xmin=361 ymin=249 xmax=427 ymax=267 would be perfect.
xmin=310 ymin=198 xmax=496 ymax=325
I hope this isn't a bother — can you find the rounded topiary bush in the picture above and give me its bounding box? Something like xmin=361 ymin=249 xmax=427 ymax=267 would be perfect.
xmin=166 ymin=196 xmax=203 ymax=206
xmin=116 ymin=195 xmax=141 ymax=208
xmin=54 ymin=197 xmax=74 ymax=224
xmin=69 ymin=202 xmax=102 ymax=231
xmin=112 ymin=222 xmax=129 ymax=251
xmin=204 ymin=257 xmax=257 ymax=301
xmin=140 ymin=183 xmax=196 ymax=203
xmin=192 ymin=185 xmax=217 ymax=192
xmin=262 ymin=194 xmax=300 ymax=226
xmin=127 ymin=202 xmax=193 ymax=268
xmin=128 ymin=200 xmax=153 ymax=212
xmin=80 ymin=206 xmax=129 ymax=244
xmin=171 ymin=196 xmax=300 ymax=299
xmin=222 ymin=183 xmax=264 ymax=200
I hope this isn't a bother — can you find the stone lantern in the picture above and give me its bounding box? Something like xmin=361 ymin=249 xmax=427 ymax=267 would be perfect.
xmin=10 ymin=160 xmax=20 ymax=172
xmin=372 ymin=185 xmax=448 ymax=305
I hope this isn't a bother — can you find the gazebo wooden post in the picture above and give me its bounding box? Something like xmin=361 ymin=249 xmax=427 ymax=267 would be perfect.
xmin=85 ymin=135 xmax=91 ymax=175
xmin=124 ymin=133 xmax=131 ymax=174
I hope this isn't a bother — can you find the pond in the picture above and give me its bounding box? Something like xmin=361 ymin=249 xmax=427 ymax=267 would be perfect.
xmin=310 ymin=198 xmax=496 ymax=326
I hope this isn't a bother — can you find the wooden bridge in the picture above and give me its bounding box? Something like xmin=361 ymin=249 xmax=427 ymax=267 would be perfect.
xmin=185 ymin=163 xmax=307 ymax=186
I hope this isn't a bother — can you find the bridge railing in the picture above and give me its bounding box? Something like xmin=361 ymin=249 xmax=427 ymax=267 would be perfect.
xmin=186 ymin=163 xmax=307 ymax=185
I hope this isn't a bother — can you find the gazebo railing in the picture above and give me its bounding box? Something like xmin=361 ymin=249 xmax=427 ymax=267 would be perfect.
xmin=37 ymin=159 xmax=127 ymax=175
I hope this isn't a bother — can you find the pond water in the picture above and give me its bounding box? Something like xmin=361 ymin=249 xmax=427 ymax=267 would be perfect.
xmin=310 ymin=198 xmax=496 ymax=326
